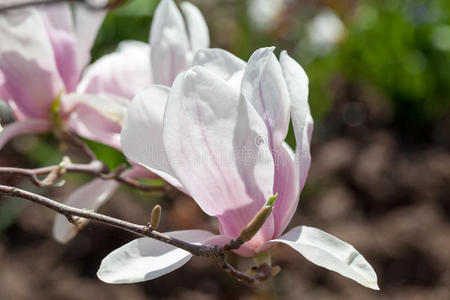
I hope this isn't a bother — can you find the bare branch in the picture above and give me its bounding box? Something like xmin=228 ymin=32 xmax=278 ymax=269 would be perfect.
xmin=0 ymin=160 xmax=164 ymax=192
xmin=0 ymin=184 xmax=270 ymax=284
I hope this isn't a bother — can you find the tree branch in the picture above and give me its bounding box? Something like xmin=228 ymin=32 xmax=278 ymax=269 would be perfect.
xmin=0 ymin=184 xmax=267 ymax=284
xmin=0 ymin=160 xmax=164 ymax=192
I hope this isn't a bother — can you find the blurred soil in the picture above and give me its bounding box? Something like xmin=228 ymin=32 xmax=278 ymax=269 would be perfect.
xmin=0 ymin=85 xmax=449 ymax=299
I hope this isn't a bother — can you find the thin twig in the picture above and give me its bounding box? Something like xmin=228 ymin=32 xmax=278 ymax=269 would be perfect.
xmin=0 ymin=185 xmax=265 ymax=284
xmin=0 ymin=161 xmax=164 ymax=192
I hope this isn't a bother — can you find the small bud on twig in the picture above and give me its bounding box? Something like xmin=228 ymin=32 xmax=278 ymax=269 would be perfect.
xmin=150 ymin=204 xmax=161 ymax=229
xmin=239 ymin=194 xmax=278 ymax=242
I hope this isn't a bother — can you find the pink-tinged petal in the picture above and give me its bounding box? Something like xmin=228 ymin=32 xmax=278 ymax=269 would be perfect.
xmin=0 ymin=71 xmax=9 ymax=100
xmin=40 ymin=4 xmax=78 ymax=92
xmin=150 ymin=0 xmax=190 ymax=86
xmin=193 ymin=48 xmax=245 ymax=91
xmin=63 ymin=93 xmax=129 ymax=150
xmin=97 ymin=230 xmax=216 ymax=283
xmin=125 ymin=164 xmax=158 ymax=180
xmin=241 ymin=48 xmax=295 ymax=239
xmin=193 ymin=48 xmax=246 ymax=82
xmin=261 ymin=226 xmax=379 ymax=290
xmin=272 ymin=142 xmax=300 ymax=237
xmin=240 ymin=47 xmax=290 ymax=152
xmin=0 ymin=8 xmax=64 ymax=119
xmin=163 ymin=67 xmax=275 ymax=246
xmin=279 ymin=51 xmax=313 ymax=190
xmin=121 ymin=86 xmax=184 ymax=190
xmin=52 ymin=178 xmax=119 ymax=243
xmin=73 ymin=5 xmax=106 ymax=72
xmin=77 ymin=41 xmax=152 ymax=99
xmin=6 ymin=100 xmax=26 ymax=121
xmin=0 ymin=119 xmax=50 ymax=150
xmin=179 ymin=2 xmax=209 ymax=51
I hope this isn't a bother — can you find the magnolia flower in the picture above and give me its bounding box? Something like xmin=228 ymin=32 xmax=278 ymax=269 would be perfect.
xmin=0 ymin=3 xmax=108 ymax=149
xmin=98 ymin=48 xmax=378 ymax=289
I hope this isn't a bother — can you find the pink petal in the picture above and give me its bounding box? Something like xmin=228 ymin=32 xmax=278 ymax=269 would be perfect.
xmin=63 ymin=93 xmax=129 ymax=150
xmin=150 ymin=0 xmax=190 ymax=86
xmin=77 ymin=41 xmax=152 ymax=99
xmin=163 ymin=67 xmax=275 ymax=246
xmin=0 ymin=71 xmax=9 ymax=100
xmin=272 ymin=142 xmax=300 ymax=237
xmin=124 ymin=164 xmax=158 ymax=180
xmin=52 ymin=178 xmax=119 ymax=243
xmin=121 ymin=86 xmax=184 ymax=190
xmin=97 ymin=230 xmax=216 ymax=283
xmin=0 ymin=119 xmax=50 ymax=150
xmin=0 ymin=8 xmax=64 ymax=119
xmin=241 ymin=48 xmax=297 ymax=239
xmin=179 ymin=2 xmax=209 ymax=51
xmin=40 ymin=4 xmax=78 ymax=92
xmin=240 ymin=47 xmax=290 ymax=152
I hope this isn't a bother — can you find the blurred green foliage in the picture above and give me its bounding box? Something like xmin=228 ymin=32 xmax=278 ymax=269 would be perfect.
xmin=338 ymin=0 xmax=450 ymax=130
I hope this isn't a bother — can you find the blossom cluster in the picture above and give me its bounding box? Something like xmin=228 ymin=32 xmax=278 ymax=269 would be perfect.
xmin=0 ymin=0 xmax=378 ymax=289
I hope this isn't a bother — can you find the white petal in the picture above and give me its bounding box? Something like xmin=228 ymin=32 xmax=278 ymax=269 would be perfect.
xmin=279 ymin=51 xmax=313 ymax=189
xmin=180 ymin=1 xmax=209 ymax=51
xmin=97 ymin=230 xmax=216 ymax=283
xmin=121 ymin=85 xmax=184 ymax=190
xmin=62 ymin=93 xmax=130 ymax=149
xmin=163 ymin=67 xmax=275 ymax=243
xmin=150 ymin=0 xmax=190 ymax=86
xmin=263 ymin=226 xmax=379 ymax=290
xmin=193 ymin=48 xmax=245 ymax=82
xmin=77 ymin=41 xmax=152 ymax=99
xmin=241 ymin=47 xmax=290 ymax=150
xmin=73 ymin=5 xmax=106 ymax=72
xmin=53 ymin=178 xmax=119 ymax=243
xmin=63 ymin=92 xmax=129 ymax=126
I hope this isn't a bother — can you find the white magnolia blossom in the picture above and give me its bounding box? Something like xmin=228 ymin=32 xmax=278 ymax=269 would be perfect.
xmin=98 ymin=47 xmax=378 ymax=290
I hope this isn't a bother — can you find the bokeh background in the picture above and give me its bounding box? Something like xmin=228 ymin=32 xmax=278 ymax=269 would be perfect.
xmin=1 ymin=0 xmax=449 ymax=299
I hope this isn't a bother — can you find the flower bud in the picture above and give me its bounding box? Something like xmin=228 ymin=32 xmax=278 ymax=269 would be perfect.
xmin=239 ymin=194 xmax=278 ymax=242
xmin=150 ymin=204 xmax=161 ymax=229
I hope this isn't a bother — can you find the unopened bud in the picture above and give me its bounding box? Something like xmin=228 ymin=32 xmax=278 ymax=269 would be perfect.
xmin=239 ymin=194 xmax=278 ymax=242
xmin=150 ymin=205 xmax=161 ymax=229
